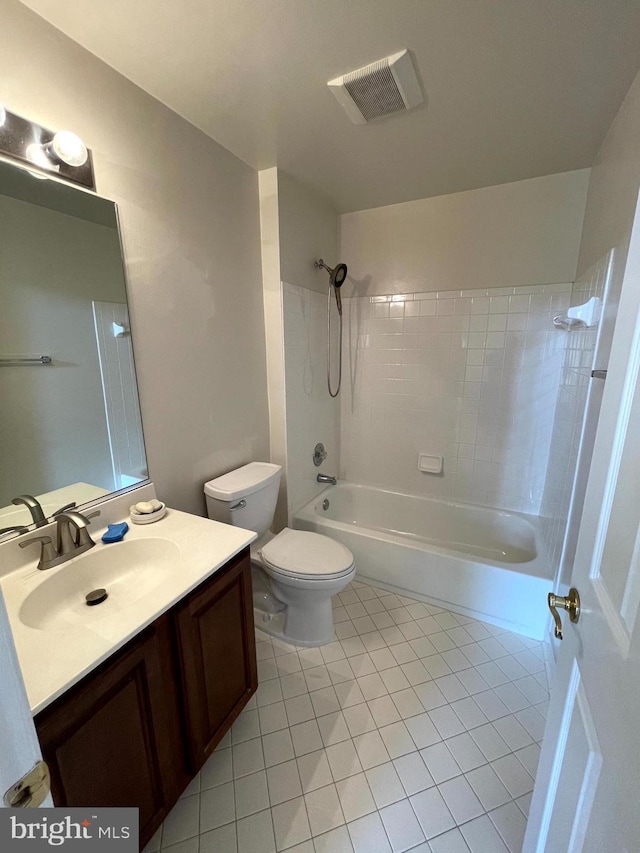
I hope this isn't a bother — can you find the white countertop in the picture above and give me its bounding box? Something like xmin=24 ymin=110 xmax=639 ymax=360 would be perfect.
xmin=0 ymin=507 xmax=256 ymax=715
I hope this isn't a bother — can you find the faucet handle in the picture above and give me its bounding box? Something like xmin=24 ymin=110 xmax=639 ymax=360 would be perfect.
xmin=77 ymin=510 xmax=100 ymax=547
xmin=76 ymin=509 xmax=100 ymax=539
xmin=51 ymin=501 xmax=77 ymax=519
xmin=0 ymin=525 xmax=29 ymax=537
xmin=19 ymin=535 xmax=58 ymax=569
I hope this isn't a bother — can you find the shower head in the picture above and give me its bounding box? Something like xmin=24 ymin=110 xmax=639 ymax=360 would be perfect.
xmin=331 ymin=263 xmax=348 ymax=288
xmin=316 ymin=259 xmax=346 ymax=398
xmin=315 ymin=258 xmax=348 ymax=315
xmin=315 ymin=258 xmax=348 ymax=289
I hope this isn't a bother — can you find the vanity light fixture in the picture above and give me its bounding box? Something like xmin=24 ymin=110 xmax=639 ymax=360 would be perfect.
xmin=0 ymin=106 xmax=95 ymax=190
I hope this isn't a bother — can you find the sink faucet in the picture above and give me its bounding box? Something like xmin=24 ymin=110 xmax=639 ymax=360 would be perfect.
xmin=10 ymin=495 xmax=77 ymax=530
xmin=19 ymin=510 xmax=100 ymax=571
xmin=12 ymin=495 xmax=47 ymax=528
xmin=317 ymin=474 xmax=337 ymax=485
xmin=56 ymin=510 xmax=99 ymax=557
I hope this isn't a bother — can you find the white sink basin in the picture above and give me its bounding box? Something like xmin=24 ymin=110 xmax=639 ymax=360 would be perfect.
xmin=0 ymin=499 xmax=257 ymax=714
xmin=19 ymin=538 xmax=180 ymax=631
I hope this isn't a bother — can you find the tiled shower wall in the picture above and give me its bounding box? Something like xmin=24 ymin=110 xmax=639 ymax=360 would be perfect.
xmin=540 ymin=251 xmax=614 ymax=577
xmin=283 ymin=282 xmax=341 ymax=521
xmin=340 ymin=284 xmax=571 ymax=515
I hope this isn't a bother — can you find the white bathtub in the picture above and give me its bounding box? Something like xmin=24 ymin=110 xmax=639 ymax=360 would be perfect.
xmin=294 ymin=483 xmax=553 ymax=640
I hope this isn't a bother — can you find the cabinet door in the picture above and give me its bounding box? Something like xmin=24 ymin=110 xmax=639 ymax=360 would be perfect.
xmin=175 ymin=548 xmax=257 ymax=770
xmin=35 ymin=617 xmax=185 ymax=848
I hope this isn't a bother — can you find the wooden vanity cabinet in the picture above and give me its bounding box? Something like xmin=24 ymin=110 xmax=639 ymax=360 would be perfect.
xmin=175 ymin=548 xmax=258 ymax=770
xmin=34 ymin=615 xmax=186 ymax=845
xmin=34 ymin=547 xmax=256 ymax=850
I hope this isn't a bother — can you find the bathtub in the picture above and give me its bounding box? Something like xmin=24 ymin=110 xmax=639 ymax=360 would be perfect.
xmin=294 ymin=483 xmax=553 ymax=640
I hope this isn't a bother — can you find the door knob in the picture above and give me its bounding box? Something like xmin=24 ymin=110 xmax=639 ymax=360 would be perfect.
xmin=4 ymin=760 xmax=50 ymax=808
xmin=547 ymin=588 xmax=580 ymax=640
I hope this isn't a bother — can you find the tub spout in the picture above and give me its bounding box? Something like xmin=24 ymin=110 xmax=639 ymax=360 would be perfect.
xmin=317 ymin=474 xmax=337 ymax=485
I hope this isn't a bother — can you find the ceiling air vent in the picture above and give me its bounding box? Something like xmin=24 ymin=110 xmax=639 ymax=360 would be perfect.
xmin=328 ymin=49 xmax=423 ymax=125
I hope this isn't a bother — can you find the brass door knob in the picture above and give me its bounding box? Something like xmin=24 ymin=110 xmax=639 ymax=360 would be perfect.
xmin=547 ymin=588 xmax=580 ymax=640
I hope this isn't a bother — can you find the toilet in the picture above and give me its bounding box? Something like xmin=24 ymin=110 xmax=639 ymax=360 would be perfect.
xmin=204 ymin=462 xmax=356 ymax=646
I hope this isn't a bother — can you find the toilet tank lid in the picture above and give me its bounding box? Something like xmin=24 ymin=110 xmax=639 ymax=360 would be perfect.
xmin=204 ymin=462 xmax=282 ymax=501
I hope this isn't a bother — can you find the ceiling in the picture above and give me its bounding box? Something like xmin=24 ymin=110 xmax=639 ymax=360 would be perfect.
xmin=19 ymin=0 xmax=640 ymax=213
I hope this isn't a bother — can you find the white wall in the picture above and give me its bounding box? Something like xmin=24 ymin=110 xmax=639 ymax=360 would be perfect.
xmin=541 ymin=68 xmax=640 ymax=583
xmin=283 ymin=284 xmax=341 ymax=518
xmin=335 ymin=169 xmax=590 ymax=516
xmin=340 ymin=171 xmax=590 ymax=297
xmin=278 ymin=172 xmax=339 ymax=295
xmin=578 ymin=71 xmax=640 ymax=277
xmin=3 ymin=0 xmax=269 ymax=516
xmin=340 ymin=284 xmax=570 ymax=514
xmin=277 ymin=173 xmax=340 ymax=519
xmin=260 ymin=169 xmax=341 ymax=523
xmin=540 ymin=252 xmax=613 ymax=579
xmin=258 ymin=168 xmax=288 ymax=530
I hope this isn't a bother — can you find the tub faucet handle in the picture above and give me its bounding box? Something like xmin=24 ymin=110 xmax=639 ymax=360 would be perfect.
xmin=313 ymin=443 xmax=328 ymax=467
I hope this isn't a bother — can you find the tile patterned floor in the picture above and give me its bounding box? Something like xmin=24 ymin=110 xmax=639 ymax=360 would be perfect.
xmin=145 ymin=580 xmax=550 ymax=853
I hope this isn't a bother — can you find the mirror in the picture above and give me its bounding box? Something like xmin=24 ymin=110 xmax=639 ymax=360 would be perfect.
xmin=0 ymin=160 xmax=148 ymax=538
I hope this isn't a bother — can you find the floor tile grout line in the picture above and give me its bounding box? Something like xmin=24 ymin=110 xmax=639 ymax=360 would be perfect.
xmin=229 ymin=711 xmax=542 ymax=773
xmin=162 ymin=775 xmax=530 ymax=852
xmin=225 ymin=738 xmax=537 ymax=788
xmin=258 ymin=636 xmax=545 ymax=687
xmin=212 ymin=745 xmax=534 ymax=820
xmin=158 ymin=577 xmax=548 ymax=852
xmin=262 ymin=671 xmax=548 ymax=734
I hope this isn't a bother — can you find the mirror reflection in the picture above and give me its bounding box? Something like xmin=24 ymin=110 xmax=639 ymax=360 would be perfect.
xmin=0 ymin=160 xmax=148 ymax=537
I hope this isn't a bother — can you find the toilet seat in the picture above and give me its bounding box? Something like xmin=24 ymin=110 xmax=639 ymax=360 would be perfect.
xmin=261 ymin=528 xmax=354 ymax=580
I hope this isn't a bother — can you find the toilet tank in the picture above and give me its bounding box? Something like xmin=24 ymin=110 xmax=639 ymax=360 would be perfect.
xmin=204 ymin=462 xmax=282 ymax=537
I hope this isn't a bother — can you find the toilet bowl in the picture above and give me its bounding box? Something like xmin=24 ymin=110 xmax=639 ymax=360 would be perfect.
xmin=204 ymin=462 xmax=355 ymax=646
xmin=257 ymin=527 xmax=355 ymax=645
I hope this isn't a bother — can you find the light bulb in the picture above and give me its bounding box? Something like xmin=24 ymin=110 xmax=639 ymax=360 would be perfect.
xmin=26 ymin=143 xmax=58 ymax=171
xmin=49 ymin=131 xmax=88 ymax=167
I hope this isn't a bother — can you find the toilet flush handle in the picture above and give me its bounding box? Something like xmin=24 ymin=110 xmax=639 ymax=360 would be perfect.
xmin=229 ymin=500 xmax=247 ymax=512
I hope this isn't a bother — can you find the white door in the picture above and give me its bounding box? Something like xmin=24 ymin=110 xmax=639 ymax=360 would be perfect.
xmin=0 ymin=587 xmax=51 ymax=808
xmin=524 ymin=194 xmax=640 ymax=852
